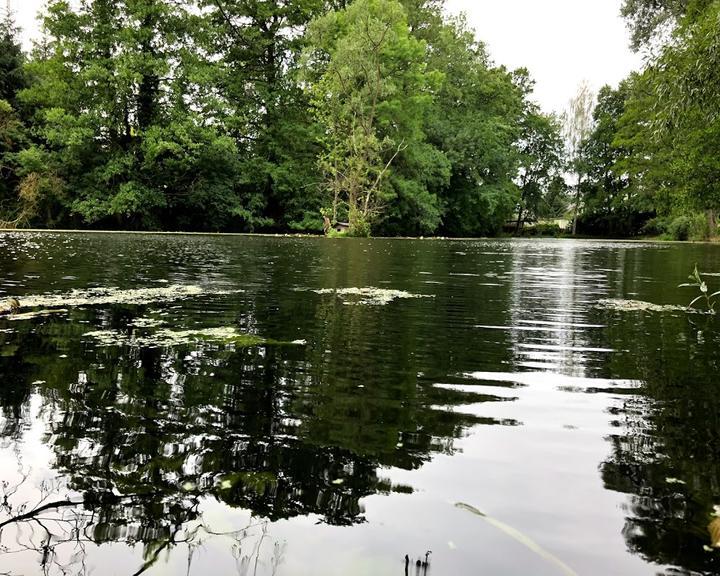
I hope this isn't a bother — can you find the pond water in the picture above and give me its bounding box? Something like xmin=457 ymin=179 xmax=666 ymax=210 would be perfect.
xmin=0 ymin=232 xmax=719 ymax=576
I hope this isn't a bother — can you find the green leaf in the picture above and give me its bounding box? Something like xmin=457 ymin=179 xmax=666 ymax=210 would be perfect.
xmin=688 ymin=295 xmax=705 ymax=309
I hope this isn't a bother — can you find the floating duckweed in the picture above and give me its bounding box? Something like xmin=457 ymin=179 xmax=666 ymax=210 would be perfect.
xmin=666 ymin=477 xmax=687 ymax=485
xmin=597 ymin=299 xmax=688 ymax=313
xmin=9 ymin=309 xmax=69 ymax=321
xmin=83 ymin=326 xmax=308 ymax=349
xmin=313 ymin=287 xmax=433 ymax=306
xmin=84 ymin=326 xmax=267 ymax=348
xmin=15 ymin=284 xmax=242 ymax=311
xmin=129 ymin=317 xmax=166 ymax=328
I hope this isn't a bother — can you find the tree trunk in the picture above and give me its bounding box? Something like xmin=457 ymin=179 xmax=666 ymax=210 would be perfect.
xmin=572 ymin=173 xmax=581 ymax=236
xmin=515 ymin=206 xmax=524 ymax=234
xmin=708 ymin=209 xmax=717 ymax=238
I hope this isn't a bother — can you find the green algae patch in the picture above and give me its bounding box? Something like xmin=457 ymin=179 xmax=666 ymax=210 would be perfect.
xmin=8 ymin=309 xmax=69 ymax=321
xmin=83 ymin=326 xmax=307 ymax=349
xmin=313 ymin=287 xmax=433 ymax=306
xmin=128 ymin=316 xmax=166 ymax=328
xmin=83 ymin=326 xmax=268 ymax=348
xmin=13 ymin=284 xmax=243 ymax=312
xmin=597 ymin=298 xmax=689 ymax=313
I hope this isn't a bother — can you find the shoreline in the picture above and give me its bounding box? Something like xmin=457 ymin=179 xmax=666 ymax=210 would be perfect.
xmin=0 ymin=228 xmax=718 ymax=245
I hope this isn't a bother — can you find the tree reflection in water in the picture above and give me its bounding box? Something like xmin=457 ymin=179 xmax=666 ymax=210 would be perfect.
xmin=0 ymin=298 xmax=490 ymax=575
xmin=4 ymin=234 xmax=719 ymax=575
xmin=600 ymin=311 xmax=720 ymax=575
xmin=0 ymin=462 xmax=279 ymax=576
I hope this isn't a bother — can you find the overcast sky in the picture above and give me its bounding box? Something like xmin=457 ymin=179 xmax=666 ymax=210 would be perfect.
xmin=445 ymin=0 xmax=643 ymax=113
xmin=10 ymin=0 xmax=642 ymax=114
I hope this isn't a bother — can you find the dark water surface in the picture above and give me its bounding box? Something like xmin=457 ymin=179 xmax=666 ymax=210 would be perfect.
xmin=0 ymin=232 xmax=719 ymax=576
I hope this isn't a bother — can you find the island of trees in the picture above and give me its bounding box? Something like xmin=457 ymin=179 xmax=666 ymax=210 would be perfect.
xmin=0 ymin=0 xmax=718 ymax=239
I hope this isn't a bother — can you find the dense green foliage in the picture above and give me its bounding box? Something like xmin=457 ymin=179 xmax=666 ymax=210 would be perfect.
xmin=0 ymin=16 xmax=27 ymax=222
xmin=0 ymin=1 xmax=564 ymax=236
xmin=576 ymin=0 xmax=720 ymax=239
xmin=4 ymin=0 xmax=720 ymax=238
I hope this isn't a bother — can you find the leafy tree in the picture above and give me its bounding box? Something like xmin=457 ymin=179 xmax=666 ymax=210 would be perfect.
xmin=536 ymin=175 xmax=570 ymax=220
xmin=198 ymin=0 xmax=332 ymax=232
xmin=18 ymin=0 xmax=258 ymax=230
xmin=0 ymin=12 xmax=25 ymax=106
xmin=419 ymin=14 xmax=526 ymax=237
xmin=575 ymin=81 xmax=650 ymax=236
xmin=514 ymin=86 xmax=564 ymax=231
xmin=621 ymin=0 xmax=714 ymax=50
xmin=302 ymin=0 xmax=439 ymax=236
xmin=0 ymin=0 xmax=569 ymax=238
xmin=0 ymin=13 xmax=28 ymax=222
xmin=562 ymin=80 xmax=595 ymax=235
xmin=615 ymin=0 xmax=720 ymax=236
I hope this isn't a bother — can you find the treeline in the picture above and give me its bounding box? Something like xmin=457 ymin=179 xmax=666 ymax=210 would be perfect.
xmin=3 ymin=1 xmax=718 ymax=239
xmin=0 ymin=0 xmax=566 ymax=236
xmin=576 ymin=0 xmax=720 ymax=240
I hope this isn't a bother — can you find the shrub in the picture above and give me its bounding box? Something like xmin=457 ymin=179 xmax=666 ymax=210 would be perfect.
xmin=666 ymin=213 xmax=711 ymax=241
xmin=575 ymin=210 xmax=656 ymax=238
xmin=689 ymin=213 xmax=710 ymax=241
xmin=347 ymin=212 xmax=371 ymax=237
xmin=522 ymin=222 xmax=564 ymax=237
xmin=667 ymin=215 xmax=693 ymax=240
xmin=640 ymin=216 xmax=668 ymax=237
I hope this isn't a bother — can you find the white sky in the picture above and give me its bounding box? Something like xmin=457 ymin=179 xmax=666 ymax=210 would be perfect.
xmin=445 ymin=0 xmax=643 ymax=113
xmin=10 ymin=0 xmax=642 ymax=114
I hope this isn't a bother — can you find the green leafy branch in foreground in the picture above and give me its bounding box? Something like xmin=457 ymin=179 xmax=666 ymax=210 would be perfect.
xmin=680 ymin=265 xmax=720 ymax=314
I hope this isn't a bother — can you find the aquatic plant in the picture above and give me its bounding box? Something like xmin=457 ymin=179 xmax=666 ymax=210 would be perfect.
xmin=680 ymin=265 xmax=720 ymax=314
xmin=83 ymin=326 xmax=305 ymax=348
xmin=312 ymin=287 xmax=433 ymax=306
xmin=597 ymin=299 xmax=687 ymax=313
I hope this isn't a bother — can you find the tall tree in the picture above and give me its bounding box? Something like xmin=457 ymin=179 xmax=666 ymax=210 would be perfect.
xmin=577 ymin=83 xmax=633 ymax=235
xmin=562 ymin=81 xmax=595 ymax=235
xmin=514 ymin=76 xmax=564 ymax=232
xmin=619 ymin=0 xmax=720 ymax=235
xmin=0 ymin=11 xmax=25 ymax=106
xmin=621 ymin=0 xmax=714 ymax=50
xmin=302 ymin=0 xmax=438 ymax=236
xmin=16 ymin=0 xmax=260 ymax=230
xmin=199 ymin=0 xmax=332 ymax=231
xmin=0 ymin=12 xmax=28 ymax=223
xmin=419 ymin=14 xmax=526 ymax=237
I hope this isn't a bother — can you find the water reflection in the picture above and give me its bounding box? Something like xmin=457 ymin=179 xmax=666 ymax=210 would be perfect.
xmin=600 ymin=308 xmax=720 ymax=575
xmin=0 ymin=234 xmax=718 ymax=575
